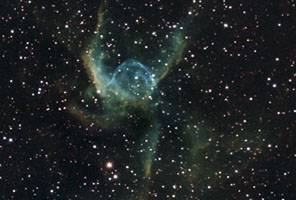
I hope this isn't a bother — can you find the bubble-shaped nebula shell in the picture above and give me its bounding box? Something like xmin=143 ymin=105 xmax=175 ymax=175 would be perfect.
xmin=106 ymin=59 xmax=156 ymax=101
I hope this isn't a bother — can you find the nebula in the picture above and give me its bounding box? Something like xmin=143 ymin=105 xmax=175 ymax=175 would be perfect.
xmin=71 ymin=2 xmax=198 ymax=199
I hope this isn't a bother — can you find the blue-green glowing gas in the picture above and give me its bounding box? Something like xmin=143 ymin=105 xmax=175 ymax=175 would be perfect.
xmin=107 ymin=59 xmax=155 ymax=101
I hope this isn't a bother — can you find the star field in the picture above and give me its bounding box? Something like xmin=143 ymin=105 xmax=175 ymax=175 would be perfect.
xmin=0 ymin=0 xmax=296 ymax=200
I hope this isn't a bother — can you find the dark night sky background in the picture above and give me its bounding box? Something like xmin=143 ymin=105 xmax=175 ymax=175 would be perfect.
xmin=0 ymin=0 xmax=296 ymax=199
